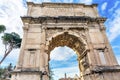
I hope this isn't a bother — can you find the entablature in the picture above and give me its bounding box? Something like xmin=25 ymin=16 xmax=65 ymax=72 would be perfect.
xmin=21 ymin=16 xmax=106 ymax=24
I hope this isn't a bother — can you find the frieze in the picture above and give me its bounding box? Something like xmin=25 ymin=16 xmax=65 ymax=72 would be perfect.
xmin=21 ymin=16 xmax=106 ymax=24
xmin=46 ymin=29 xmax=63 ymax=41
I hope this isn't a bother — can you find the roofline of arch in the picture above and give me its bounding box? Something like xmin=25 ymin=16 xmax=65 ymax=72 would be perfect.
xmin=27 ymin=2 xmax=98 ymax=7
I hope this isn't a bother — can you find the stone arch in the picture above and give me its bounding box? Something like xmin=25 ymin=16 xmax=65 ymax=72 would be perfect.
xmin=47 ymin=31 xmax=87 ymax=46
xmin=47 ymin=32 xmax=89 ymax=75
xmin=47 ymin=32 xmax=86 ymax=56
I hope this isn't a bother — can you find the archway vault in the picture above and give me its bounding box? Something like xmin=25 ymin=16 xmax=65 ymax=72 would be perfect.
xmin=47 ymin=32 xmax=86 ymax=57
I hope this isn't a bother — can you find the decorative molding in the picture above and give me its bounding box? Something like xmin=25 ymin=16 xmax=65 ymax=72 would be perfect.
xmin=91 ymin=65 xmax=120 ymax=73
xmin=21 ymin=16 xmax=106 ymax=24
xmin=27 ymin=2 xmax=98 ymax=7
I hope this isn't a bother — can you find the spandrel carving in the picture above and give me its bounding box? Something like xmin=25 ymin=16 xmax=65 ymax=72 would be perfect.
xmin=80 ymin=55 xmax=89 ymax=71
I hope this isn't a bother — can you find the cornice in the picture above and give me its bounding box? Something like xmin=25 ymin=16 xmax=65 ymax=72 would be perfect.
xmin=27 ymin=2 xmax=98 ymax=7
xmin=96 ymin=17 xmax=107 ymax=23
xmin=21 ymin=16 xmax=106 ymax=24
xmin=91 ymin=65 xmax=120 ymax=73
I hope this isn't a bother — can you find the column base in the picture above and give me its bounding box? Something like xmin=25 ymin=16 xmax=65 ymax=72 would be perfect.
xmin=82 ymin=65 xmax=120 ymax=80
xmin=10 ymin=68 xmax=49 ymax=80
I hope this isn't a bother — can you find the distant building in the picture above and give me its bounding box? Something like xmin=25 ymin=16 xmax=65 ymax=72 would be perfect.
xmin=59 ymin=77 xmax=73 ymax=80
xmin=59 ymin=73 xmax=80 ymax=80
xmin=73 ymin=74 xmax=80 ymax=80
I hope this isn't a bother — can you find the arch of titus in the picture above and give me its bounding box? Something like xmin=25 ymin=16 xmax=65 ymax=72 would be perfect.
xmin=11 ymin=2 xmax=120 ymax=80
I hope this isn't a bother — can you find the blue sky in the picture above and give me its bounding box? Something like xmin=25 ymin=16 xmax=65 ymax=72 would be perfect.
xmin=0 ymin=0 xmax=120 ymax=80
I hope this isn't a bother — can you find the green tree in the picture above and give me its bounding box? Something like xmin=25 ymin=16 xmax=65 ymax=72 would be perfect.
xmin=0 ymin=67 xmax=5 ymax=78
xmin=0 ymin=32 xmax=22 ymax=64
xmin=0 ymin=25 xmax=6 ymax=33
xmin=0 ymin=63 xmax=13 ymax=79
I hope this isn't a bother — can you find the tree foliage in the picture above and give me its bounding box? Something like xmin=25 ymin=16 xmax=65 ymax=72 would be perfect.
xmin=0 ymin=63 xmax=13 ymax=79
xmin=0 ymin=67 xmax=5 ymax=78
xmin=0 ymin=32 xmax=22 ymax=64
xmin=0 ymin=25 xmax=6 ymax=33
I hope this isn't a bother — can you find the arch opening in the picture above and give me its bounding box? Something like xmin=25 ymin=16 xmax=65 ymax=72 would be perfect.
xmin=49 ymin=46 xmax=80 ymax=80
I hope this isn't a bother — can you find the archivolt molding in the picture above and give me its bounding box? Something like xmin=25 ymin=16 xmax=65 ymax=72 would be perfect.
xmin=47 ymin=31 xmax=87 ymax=57
xmin=46 ymin=30 xmax=87 ymax=46
xmin=46 ymin=29 xmax=63 ymax=42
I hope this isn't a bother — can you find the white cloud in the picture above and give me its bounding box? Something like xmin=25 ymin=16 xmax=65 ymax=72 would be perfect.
xmin=0 ymin=0 xmax=26 ymax=66
xmin=107 ymin=8 xmax=120 ymax=42
xmin=0 ymin=0 xmax=27 ymax=37
xmin=26 ymin=0 xmax=92 ymax=4
xmin=50 ymin=46 xmax=76 ymax=61
xmin=62 ymin=0 xmax=74 ymax=3
xmin=52 ymin=66 xmax=80 ymax=80
xmin=116 ymin=55 xmax=120 ymax=65
xmin=112 ymin=46 xmax=120 ymax=50
xmin=112 ymin=46 xmax=120 ymax=65
xmin=79 ymin=0 xmax=92 ymax=4
xmin=101 ymin=2 xmax=107 ymax=11
xmin=26 ymin=0 xmax=32 ymax=2
xmin=109 ymin=1 xmax=120 ymax=12
xmin=26 ymin=0 xmax=52 ymax=3
xmin=43 ymin=0 xmax=52 ymax=2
